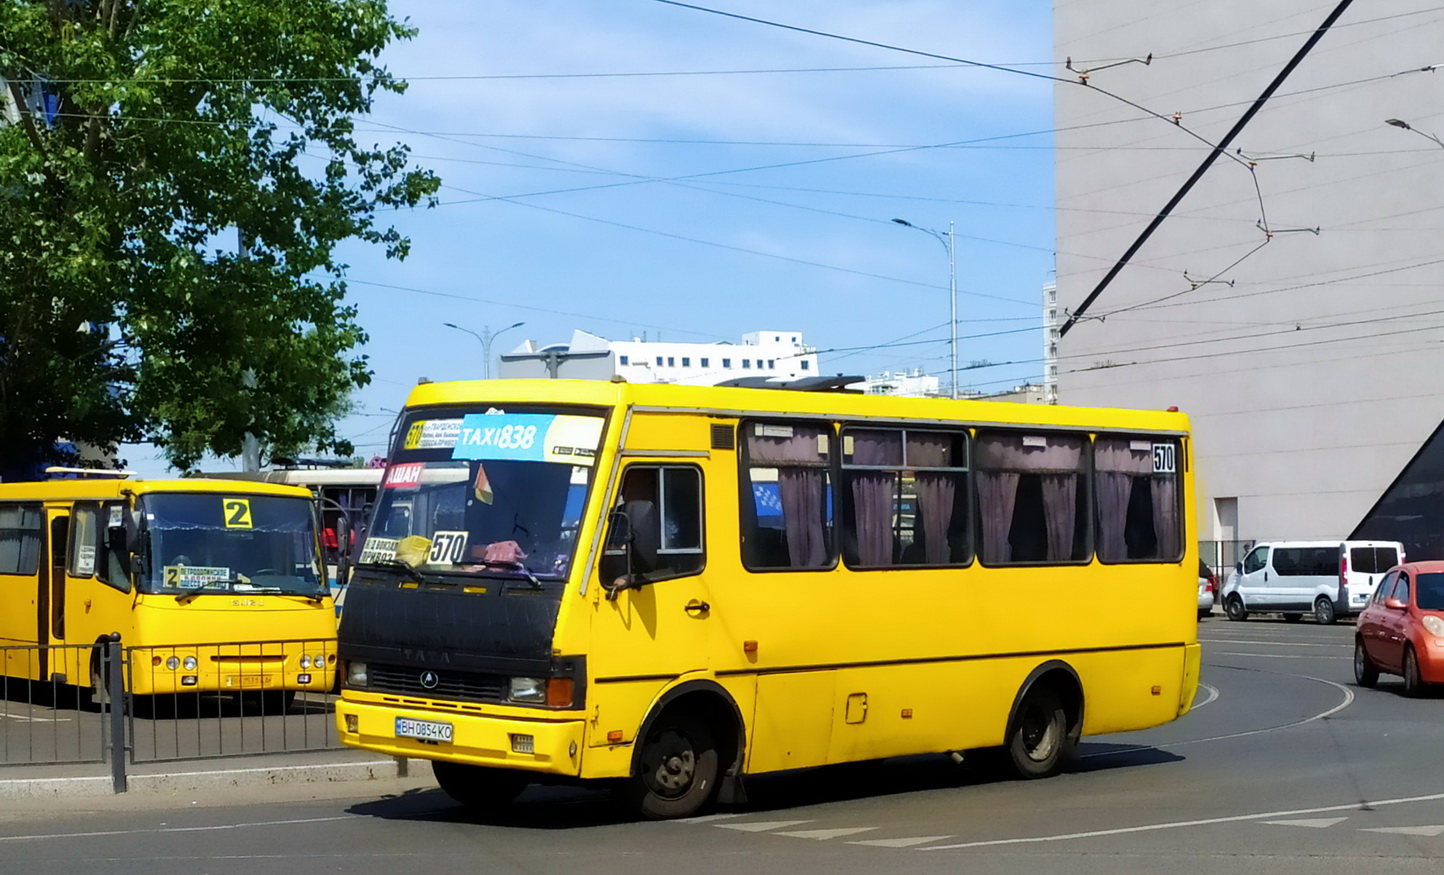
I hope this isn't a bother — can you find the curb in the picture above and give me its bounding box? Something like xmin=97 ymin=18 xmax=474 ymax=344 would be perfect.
xmin=0 ymin=756 xmax=426 ymax=799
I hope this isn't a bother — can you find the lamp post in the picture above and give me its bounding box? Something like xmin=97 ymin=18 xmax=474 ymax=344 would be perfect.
xmin=893 ymin=218 xmax=958 ymax=399
xmin=443 ymin=321 xmax=526 ymax=380
xmin=1386 ymin=117 xmax=1444 ymax=149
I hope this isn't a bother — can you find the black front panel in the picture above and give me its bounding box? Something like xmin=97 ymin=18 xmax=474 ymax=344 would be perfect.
xmin=338 ymin=575 xmax=561 ymax=678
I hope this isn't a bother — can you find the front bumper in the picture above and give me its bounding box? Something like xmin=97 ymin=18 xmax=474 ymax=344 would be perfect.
xmin=335 ymin=695 xmax=585 ymax=776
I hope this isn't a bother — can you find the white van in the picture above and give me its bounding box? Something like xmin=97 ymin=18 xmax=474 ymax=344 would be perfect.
xmin=1221 ymin=540 xmax=1404 ymax=624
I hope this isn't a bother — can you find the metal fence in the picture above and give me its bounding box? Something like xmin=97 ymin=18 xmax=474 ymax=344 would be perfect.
xmin=1 ymin=636 xmax=341 ymax=790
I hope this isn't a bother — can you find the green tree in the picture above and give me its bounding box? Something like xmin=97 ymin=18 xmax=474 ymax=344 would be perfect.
xmin=0 ymin=0 xmax=438 ymax=481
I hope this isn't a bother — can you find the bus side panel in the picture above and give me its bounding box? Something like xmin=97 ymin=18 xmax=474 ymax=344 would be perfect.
xmin=0 ymin=572 xmax=45 ymax=682
xmin=1076 ymin=646 xmax=1188 ymax=736
xmin=746 ymin=671 xmax=835 ymax=774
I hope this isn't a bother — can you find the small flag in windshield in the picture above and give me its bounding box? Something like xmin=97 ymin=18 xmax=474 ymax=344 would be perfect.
xmin=474 ymin=463 xmax=494 ymax=504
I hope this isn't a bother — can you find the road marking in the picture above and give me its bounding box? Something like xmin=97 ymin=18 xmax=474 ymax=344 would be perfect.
xmin=0 ymin=714 xmax=69 ymax=723
xmin=1191 ymin=682 xmax=1219 ymax=709
xmin=921 ymin=790 xmax=1444 ymax=851
xmin=676 ymin=813 xmax=745 ymax=824
xmin=0 ymin=815 xmax=355 ymax=843
xmin=1263 ymin=817 xmax=1350 ymax=828
xmin=774 ymin=827 xmax=878 ymax=840
xmin=1211 ymin=652 xmax=1350 ymax=660
xmin=1199 ymin=639 xmax=1346 ymax=648
xmin=716 ymin=820 xmax=814 ymax=832
xmin=1164 ymin=669 xmax=1353 ymax=748
xmin=1361 ymin=826 xmax=1444 ymax=837
xmin=849 ymin=836 xmax=954 ymax=848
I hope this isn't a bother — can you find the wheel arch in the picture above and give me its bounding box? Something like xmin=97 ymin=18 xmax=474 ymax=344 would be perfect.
xmin=1005 ymin=660 xmax=1085 ymax=749
xmin=631 ymin=679 xmax=747 ymax=799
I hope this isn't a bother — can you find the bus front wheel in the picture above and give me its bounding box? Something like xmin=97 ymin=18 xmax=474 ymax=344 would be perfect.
xmin=1007 ymin=686 xmax=1067 ymax=779
xmin=625 ymin=712 xmax=719 ymax=820
xmin=432 ymin=761 xmax=528 ymax=811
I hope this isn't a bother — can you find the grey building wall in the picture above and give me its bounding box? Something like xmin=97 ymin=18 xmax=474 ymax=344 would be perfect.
xmin=1055 ymin=1 xmax=1444 ymax=544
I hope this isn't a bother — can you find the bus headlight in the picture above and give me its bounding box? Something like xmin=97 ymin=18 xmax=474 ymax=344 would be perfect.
xmin=1423 ymin=616 xmax=1444 ymax=638
xmin=300 ymin=656 xmax=312 ymax=669
xmin=166 ymin=656 xmax=180 ymax=671
xmin=508 ymin=677 xmax=546 ymax=704
xmin=183 ymin=655 xmax=198 ymax=671
xmin=346 ymin=661 xmax=369 ymax=687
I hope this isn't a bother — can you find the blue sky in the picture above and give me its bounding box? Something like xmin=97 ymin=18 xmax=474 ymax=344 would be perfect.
xmin=139 ymin=0 xmax=1059 ymax=473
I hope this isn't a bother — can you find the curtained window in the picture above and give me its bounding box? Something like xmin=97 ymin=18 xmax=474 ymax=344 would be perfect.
xmin=1094 ymin=437 xmax=1182 ymax=563
xmin=841 ymin=428 xmax=969 ymax=568
xmin=742 ymin=422 xmax=835 ymax=570
xmin=975 ymin=432 xmax=1088 ymax=565
xmin=0 ymin=503 xmax=43 ymax=575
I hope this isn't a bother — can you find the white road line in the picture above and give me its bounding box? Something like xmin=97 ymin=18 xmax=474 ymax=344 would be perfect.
xmin=1191 ymin=682 xmax=1219 ymax=709
xmin=0 ymin=815 xmax=355 ymax=843
xmin=0 ymin=714 xmax=69 ymax=723
xmin=1199 ymin=639 xmax=1345 ymax=648
xmin=676 ymin=813 xmax=745 ymax=824
xmin=716 ymin=820 xmax=814 ymax=832
xmin=774 ymin=827 xmax=878 ymax=840
xmin=849 ymin=835 xmax=955 ymax=848
xmin=1362 ymin=826 xmax=1444 ymax=837
xmin=1263 ymin=817 xmax=1350 ymax=828
xmin=921 ymin=789 xmax=1444 ymax=850
xmin=1211 ymin=652 xmax=1350 ymax=660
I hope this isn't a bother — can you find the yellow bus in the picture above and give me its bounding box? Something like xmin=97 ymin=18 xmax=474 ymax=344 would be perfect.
xmin=0 ymin=476 xmax=338 ymax=711
xmin=335 ymin=380 xmax=1199 ymax=818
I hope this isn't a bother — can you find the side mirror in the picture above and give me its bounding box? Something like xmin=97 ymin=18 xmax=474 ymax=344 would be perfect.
xmin=1385 ymin=597 xmax=1407 ymax=611
xmin=600 ymin=510 xmax=633 ymax=594
xmin=335 ymin=517 xmax=352 ymax=588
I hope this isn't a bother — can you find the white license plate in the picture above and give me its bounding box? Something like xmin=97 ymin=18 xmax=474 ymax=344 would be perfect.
xmin=395 ymin=717 xmax=453 ymax=743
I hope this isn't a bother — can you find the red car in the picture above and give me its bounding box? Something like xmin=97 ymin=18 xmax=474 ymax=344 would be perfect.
xmin=1354 ymin=561 xmax=1444 ymax=695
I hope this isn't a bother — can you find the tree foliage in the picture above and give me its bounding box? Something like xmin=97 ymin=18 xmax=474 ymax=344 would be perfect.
xmin=0 ymin=0 xmax=438 ymax=479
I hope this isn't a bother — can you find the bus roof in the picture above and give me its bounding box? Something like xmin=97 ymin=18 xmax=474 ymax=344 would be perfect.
xmin=402 ymin=379 xmax=1192 ymax=433
xmin=0 ymin=477 xmax=314 ymax=502
xmin=202 ymin=468 xmax=385 ymax=487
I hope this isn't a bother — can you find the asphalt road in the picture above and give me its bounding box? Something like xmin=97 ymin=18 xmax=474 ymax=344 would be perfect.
xmin=3 ymin=616 xmax=1444 ymax=873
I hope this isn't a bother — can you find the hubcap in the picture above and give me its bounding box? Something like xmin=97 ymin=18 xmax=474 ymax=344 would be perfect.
xmin=645 ymin=729 xmax=696 ymax=796
xmin=1020 ymin=705 xmax=1059 ymax=762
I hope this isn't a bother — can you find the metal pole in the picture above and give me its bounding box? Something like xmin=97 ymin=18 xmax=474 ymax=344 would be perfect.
xmin=948 ymin=221 xmax=957 ymax=400
xmin=106 ymin=633 xmax=126 ymax=793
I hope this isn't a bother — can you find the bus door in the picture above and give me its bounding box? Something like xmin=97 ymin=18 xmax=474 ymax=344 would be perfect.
xmin=588 ymin=463 xmax=710 ymax=747
xmin=0 ymin=503 xmax=45 ymax=680
xmin=33 ymin=508 xmax=70 ymax=682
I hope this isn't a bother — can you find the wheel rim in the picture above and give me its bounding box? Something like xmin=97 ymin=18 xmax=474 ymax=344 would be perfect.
xmin=1406 ymin=652 xmax=1418 ymax=689
xmin=1019 ymin=703 xmax=1060 ymax=763
xmin=1354 ymin=644 xmax=1365 ymax=677
xmin=642 ymin=728 xmax=698 ymax=798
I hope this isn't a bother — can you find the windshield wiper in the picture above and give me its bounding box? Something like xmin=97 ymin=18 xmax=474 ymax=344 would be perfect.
xmin=477 ymin=559 xmax=543 ymax=591
xmin=355 ymin=559 xmax=428 ymax=586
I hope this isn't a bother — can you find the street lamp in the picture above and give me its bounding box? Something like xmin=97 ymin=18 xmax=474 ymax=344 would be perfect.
xmin=443 ymin=320 xmax=526 ymax=380
xmin=1386 ymin=118 xmax=1444 ymax=149
xmin=893 ymin=218 xmax=958 ymax=399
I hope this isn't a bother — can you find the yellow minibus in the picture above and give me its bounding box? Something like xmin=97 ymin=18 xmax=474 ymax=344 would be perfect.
xmin=336 ymin=380 xmax=1200 ymax=818
xmin=0 ymin=476 xmax=337 ymax=711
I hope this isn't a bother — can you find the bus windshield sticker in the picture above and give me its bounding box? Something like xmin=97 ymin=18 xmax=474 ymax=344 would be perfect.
xmin=76 ymin=545 xmax=97 ymax=576
xmin=108 ymin=506 xmax=124 ymax=527
xmin=427 ymin=531 xmax=469 ymax=566
xmin=756 ymin=423 xmax=793 ymax=438
xmin=385 ymin=462 xmax=425 ymax=489
xmin=452 ymin=414 xmax=603 ymax=466
xmin=404 ymin=418 xmax=463 ymax=450
xmin=359 ymin=537 xmax=400 ymax=563
xmin=165 ymin=565 xmax=230 ymax=589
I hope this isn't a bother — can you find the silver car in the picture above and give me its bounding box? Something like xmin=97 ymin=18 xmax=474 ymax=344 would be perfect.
xmin=1198 ymin=559 xmax=1216 ymax=619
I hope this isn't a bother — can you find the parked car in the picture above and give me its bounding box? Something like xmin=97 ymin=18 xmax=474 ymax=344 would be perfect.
xmin=1221 ymin=540 xmax=1403 ymax=624
xmin=1354 ymin=561 xmax=1444 ymax=695
xmin=1198 ymin=559 xmax=1216 ymax=619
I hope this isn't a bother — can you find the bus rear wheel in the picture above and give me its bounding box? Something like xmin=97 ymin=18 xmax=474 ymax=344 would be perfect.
xmin=432 ymin=761 xmax=528 ymax=811
xmin=1008 ymin=686 xmax=1068 ymax=779
xmin=625 ymin=713 xmax=719 ymax=820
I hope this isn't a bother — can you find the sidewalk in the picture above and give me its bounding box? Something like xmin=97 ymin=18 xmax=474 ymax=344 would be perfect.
xmin=0 ymin=749 xmax=430 ymax=799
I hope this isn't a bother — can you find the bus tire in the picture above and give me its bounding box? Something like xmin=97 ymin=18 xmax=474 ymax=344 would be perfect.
xmin=1007 ymin=686 xmax=1067 ymax=779
xmin=432 ymin=760 xmax=528 ymax=811
xmin=625 ymin=712 xmax=719 ymax=820
xmin=1314 ymin=597 xmax=1337 ymax=625
xmin=1224 ymin=596 xmax=1248 ymax=621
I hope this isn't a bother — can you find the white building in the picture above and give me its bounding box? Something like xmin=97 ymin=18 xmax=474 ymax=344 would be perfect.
xmin=498 ymin=329 xmax=822 ymax=385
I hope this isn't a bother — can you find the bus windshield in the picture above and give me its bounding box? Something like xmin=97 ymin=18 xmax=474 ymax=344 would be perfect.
xmin=139 ymin=493 xmax=325 ymax=597
xmin=358 ymin=408 xmax=604 ymax=581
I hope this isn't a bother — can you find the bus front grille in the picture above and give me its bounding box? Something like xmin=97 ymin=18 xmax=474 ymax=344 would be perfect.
xmin=368 ymin=664 xmax=507 ymax=702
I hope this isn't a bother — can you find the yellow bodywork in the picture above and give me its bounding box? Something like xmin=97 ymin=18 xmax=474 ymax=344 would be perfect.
xmin=0 ymin=478 xmax=336 ymax=694
xmin=336 ymin=379 xmax=1199 ymax=780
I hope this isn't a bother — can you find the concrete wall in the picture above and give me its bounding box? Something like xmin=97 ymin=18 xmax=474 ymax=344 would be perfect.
xmin=1055 ymin=0 xmax=1444 ymax=541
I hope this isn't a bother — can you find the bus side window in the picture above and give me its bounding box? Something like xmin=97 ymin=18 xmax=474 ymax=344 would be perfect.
xmin=1095 ymin=436 xmax=1182 ymax=563
xmin=0 ymin=503 xmax=44 ymax=575
xmin=975 ymin=431 xmax=1088 ymax=566
xmin=609 ymin=465 xmax=705 ymax=582
xmin=67 ymin=503 xmax=101 ymax=579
